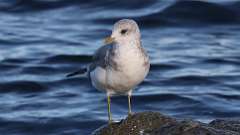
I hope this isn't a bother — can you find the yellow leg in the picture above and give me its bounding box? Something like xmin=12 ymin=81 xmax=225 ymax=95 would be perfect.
xmin=128 ymin=92 xmax=132 ymax=116
xmin=107 ymin=94 xmax=112 ymax=124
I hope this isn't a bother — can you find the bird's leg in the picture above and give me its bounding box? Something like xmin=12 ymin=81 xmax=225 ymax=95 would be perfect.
xmin=128 ymin=90 xmax=133 ymax=116
xmin=107 ymin=94 xmax=113 ymax=124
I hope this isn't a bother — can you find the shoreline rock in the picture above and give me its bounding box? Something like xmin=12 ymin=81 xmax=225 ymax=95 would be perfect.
xmin=92 ymin=111 xmax=240 ymax=135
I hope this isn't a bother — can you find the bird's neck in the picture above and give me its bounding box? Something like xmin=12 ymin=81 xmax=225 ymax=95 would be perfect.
xmin=117 ymin=38 xmax=142 ymax=51
xmin=114 ymin=39 xmax=145 ymax=61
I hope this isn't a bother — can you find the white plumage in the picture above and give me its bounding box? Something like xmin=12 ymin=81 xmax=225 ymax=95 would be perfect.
xmin=89 ymin=19 xmax=150 ymax=123
xmin=67 ymin=19 xmax=150 ymax=123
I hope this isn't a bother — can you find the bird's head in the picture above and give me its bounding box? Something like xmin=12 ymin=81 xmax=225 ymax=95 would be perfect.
xmin=104 ymin=19 xmax=141 ymax=45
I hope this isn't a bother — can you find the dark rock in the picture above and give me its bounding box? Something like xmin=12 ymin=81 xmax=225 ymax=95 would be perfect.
xmin=92 ymin=111 xmax=240 ymax=135
xmin=209 ymin=119 xmax=240 ymax=133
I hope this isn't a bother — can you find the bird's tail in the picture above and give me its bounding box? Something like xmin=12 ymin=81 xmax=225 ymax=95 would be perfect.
xmin=66 ymin=67 xmax=87 ymax=77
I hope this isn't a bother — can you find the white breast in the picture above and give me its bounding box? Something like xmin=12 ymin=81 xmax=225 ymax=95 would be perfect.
xmin=90 ymin=43 xmax=149 ymax=95
xmin=106 ymin=44 xmax=149 ymax=92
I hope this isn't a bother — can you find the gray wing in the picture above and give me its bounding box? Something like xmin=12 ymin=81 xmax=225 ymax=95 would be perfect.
xmin=88 ymin=44 xmax=114 ymax=74
xmin=66 ymin=44 xmax=115 ymax=79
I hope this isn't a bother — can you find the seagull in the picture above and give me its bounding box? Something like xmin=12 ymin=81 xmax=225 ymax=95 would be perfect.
xmin=67 ymin=19 xmax=150 ymax=124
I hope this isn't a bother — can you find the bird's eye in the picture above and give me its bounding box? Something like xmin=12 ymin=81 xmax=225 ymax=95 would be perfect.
xmin=120 ymin=29 xmax=128 ymax=35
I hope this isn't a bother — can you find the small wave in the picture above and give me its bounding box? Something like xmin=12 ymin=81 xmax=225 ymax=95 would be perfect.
xmin=133 ymin=93 xmax=199 ymax=103
xmin=209 ymin=93 xmax=240 ymax=100
xmin=165 ymin=1 xmax=238 ymax=23
xmin=0 ymin=58 xmax=38 ymax=73
xmin=48 ymin=77 xmax=89 ymax=87
xmin=0 ymin=80 xmax=47 ymax=92
xmin=140 ymin=0 xmax=239 ymax=27
xmin=0 ymin=0 xmax=157 ymax=12
xmin=0 ymin=0 xmax=72 ymax=12
xmin=0 ymin=118 xmax=101 ymax=135
xmin=92 ymin=16 xmax=172 ymax=28
xmin=42 ymin=54 xmax=92 ymax=64
xmin=21 ymin=66 xmax=62 ymax=75
xmin=150 ymin=63 xmax=181 ymax=71
xmin=225 ymin=1 xmax=240 ymax=13
xmin=202 ymin=58 xmax=240 ymax=65
xmin=0 ymin=63 xmax=20 ymax=72
xmin=93 ymin=0 xmax=240 ymax=28
xmin=164 ymin=75 xmax=219 ymax=85
xmin=1 ymin=58 xmax=36 ymax=64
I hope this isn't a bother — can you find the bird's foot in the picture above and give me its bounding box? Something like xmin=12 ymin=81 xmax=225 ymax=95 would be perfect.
xmin=108 ymin=119 xmax=114 ymax=125
xmin=128 ymin=112 xmax=134 ymax=117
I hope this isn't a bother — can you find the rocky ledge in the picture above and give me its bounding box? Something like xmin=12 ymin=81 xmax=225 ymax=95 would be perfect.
xmin=92 ymin=111 xmax=240 ymax=135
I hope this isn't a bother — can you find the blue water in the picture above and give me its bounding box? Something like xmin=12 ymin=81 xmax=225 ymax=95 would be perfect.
xmin=0 ymin=0 xmax=240 ymax=134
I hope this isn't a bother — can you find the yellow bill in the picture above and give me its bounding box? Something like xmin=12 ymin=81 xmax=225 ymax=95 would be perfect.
xmin=104 ymin=36 xmax=115 ymax=44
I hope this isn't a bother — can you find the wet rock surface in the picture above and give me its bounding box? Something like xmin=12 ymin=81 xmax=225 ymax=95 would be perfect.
xmin=92 ymin=111 xmax=240 ymax=135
